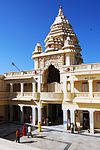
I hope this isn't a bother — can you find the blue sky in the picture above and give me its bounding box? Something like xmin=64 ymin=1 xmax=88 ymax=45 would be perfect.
xmin=0 ymin=0 xmax=100 ymax=74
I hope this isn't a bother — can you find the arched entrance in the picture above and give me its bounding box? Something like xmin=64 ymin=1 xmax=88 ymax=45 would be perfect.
xmin=42 ymin=65 xmax=63 ymax=125
xmin=47 ymin=64 xmax=60 ymax=83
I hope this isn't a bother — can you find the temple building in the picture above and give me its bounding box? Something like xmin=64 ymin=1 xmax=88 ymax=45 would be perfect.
xmin=0 ymin=7 xmax=100 ymax=134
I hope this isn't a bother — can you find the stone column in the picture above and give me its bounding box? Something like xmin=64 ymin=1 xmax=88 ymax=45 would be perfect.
xmin=88 ymin=80 xmax=93 ymax=97
xmin=63 ymin=109 xmax=67 ymax=130
xmin=38 ymin=103 xmax=42 ymax=123
xmin=63 ymin=76 xmax=67 ymax=101
xmin=63 ymin=78 xmax=67 ymax=93
xmin=21 ymin=83 xmax=24 ymax=96
xmin=32 ymin=83 xmax=36 ymax=96
xmin=70 ymin=109 xmax=75 ymax=125
xmin=65 ymin=54 xmax=70 ymax=66
xmin=10 ymin=83 xmax=13 ymax=97
xmin=89 ymin=110 xmax=94 ymax=134
xmin=31 ymin=106 xmax=36 ymax=126
xmin=38 ymin=78 xmax=41 ymax=93
xmin=70 ymin=81 xmax=74 ymax=93
xmin=9 ymin=105 xmax=13 ymax=122
xmin=19 ymin=105 xmax=24 ymax=124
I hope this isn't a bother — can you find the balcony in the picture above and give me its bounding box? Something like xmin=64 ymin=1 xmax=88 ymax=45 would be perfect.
xmin=11 ymin=92 xmax=63 ymax=102
xmin=11 ymin=92 xmax=39 ymax=101
xmin=40 ymin=92 xmax=63 ymax=102
xmin=73 ymin=92 xmax=100 ymax=103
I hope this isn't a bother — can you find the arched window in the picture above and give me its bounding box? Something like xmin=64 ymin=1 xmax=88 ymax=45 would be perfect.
xmin=47 ymin=65 xmax=60 ymax=83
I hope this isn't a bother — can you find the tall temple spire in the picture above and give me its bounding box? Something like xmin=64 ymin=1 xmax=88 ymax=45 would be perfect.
xmin=44 ymin=6 xmax=83 ymax=64
xmin=32 ymin=6 xmax=83 ymax=69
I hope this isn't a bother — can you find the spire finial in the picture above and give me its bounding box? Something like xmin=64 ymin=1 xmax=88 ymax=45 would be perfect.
xmin=58 ymin=5 xmax=63 ymax=16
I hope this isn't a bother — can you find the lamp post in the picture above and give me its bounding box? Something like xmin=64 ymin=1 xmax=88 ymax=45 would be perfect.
xmin=11 ymin=62 xmax=21 ymax=71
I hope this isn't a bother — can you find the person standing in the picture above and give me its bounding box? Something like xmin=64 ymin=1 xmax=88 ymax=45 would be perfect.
xmin=27 ymin=125 xmax=32 ymax=138
xmin=22 ymin=124 xmax=26 ymax=136
xmin=16 ymin=129 xmax=20 ymax=143
xmin=38 ymin=122 xmax=41 ymax=132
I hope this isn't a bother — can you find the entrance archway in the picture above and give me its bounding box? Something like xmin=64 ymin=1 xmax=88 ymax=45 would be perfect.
xmin=47 ymin=64 xmax=60 ymax=83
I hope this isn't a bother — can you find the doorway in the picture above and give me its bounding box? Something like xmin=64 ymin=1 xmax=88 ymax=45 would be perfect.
xmin=83 ymin=111 xmax=89 ymax=129
xmin=48 ymin=104 xmax=63 ymax=125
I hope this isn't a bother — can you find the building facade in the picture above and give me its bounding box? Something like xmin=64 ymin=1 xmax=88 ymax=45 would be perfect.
xmin=0 ymin=7 xmax=100 ymax=134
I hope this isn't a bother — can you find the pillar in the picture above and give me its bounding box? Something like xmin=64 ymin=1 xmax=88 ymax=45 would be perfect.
xmin=63 ymin=76 xmax=67 ymax=100
xmin=88 ymin=80 xmax=93 ymax=97
xmin=10 ymin=83 xmax=13 ymax=97
xmin=65 ymin=54 xmax=70 ymax=66
xmin=37 ymin=69 xmax=42 ymax=92
xmin=63 ymin=109 xmax=67 ymax=130
xmin=89 ymin=110 xmax=94 ymax=134
xmin=70 ymin=80 xmax=74 ymax=93
xmin=32 ymin=82 xmax=36 ymax=96
xmin=19 ymin=105 xmax=24 ymax=124
xmin=70 ymin=109 xmax=75 ymax=125
xmin=31 ymin=106 xmax=36 ymax=126
xmin=63 ymin=78 xmax=67 ymax=93
xmin=21 ymin=83 xmax=24 ymax=96
xmin=37 ymin=83 xmax=40 ymax=92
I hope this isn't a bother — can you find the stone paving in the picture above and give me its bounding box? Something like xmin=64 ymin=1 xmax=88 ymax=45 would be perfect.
xmin=0 ymin=123 xmax=100 ymax=150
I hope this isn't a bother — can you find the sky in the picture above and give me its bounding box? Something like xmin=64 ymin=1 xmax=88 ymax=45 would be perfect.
xmin=0 ymin=0 xmax=100 ymax=74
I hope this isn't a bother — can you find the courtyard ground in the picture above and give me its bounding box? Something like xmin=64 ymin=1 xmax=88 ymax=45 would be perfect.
xmin=0 ymin=123 xmax=100 ymax=150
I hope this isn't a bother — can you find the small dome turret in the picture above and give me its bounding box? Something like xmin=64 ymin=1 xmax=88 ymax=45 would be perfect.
xmin=62 ymin=36 xmax=74 ymax=50
xmin=33 ymin=42 xmax=42 ymax=55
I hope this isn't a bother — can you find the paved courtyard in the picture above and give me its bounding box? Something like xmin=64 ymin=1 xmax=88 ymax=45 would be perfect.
xmin=0 ymin=123 xmax=100 ymax=150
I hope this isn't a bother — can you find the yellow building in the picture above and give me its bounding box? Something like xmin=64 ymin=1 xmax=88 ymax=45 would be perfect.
xmin=0 ymin=7 xmax=100 ymax=134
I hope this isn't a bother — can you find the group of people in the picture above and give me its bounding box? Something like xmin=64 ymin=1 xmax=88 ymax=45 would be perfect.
xmin=16 ymin=124 xmax=33 ymax=143
xmin=16 ymin=122 xmax=42 ymax=143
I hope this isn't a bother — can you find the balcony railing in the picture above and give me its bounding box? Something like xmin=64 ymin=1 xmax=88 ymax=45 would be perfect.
xmin=11 ymin=92 xmax=40 ymax=100
xmin=23 ymin=92 xmax=40 ymax=100
xmin=75 ymin=92 xmax=100 ymax=98
xmin=93 ymin=92 xmax=100 ymax=97
xmin=40 ymin=92 xmax=63 ymax=101
xmin=23 ymin=92 xmax=32 ymax=97
xmin=12 ymin=92 xmax=21 ymax=97
xmin=75 ymin=92 xmax=89 ymax=98
xmin=11 ymin=92 xmax=63 ymax=101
